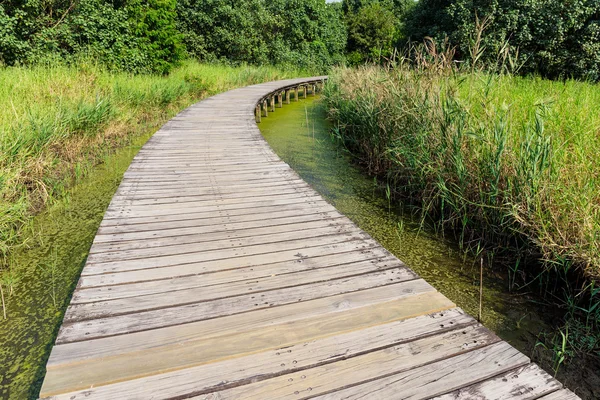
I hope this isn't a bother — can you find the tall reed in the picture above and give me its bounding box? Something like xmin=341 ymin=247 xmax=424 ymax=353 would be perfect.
xmin=323 ymin=63 xmax=600 ymax=356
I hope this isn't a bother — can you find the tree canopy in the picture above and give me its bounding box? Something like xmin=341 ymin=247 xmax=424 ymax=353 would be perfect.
xmin=406 ymin=0 xmax=600 ymax=80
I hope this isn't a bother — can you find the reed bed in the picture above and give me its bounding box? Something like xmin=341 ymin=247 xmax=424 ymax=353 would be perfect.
xmin=323 ymin=65 xmax=600 ymax=356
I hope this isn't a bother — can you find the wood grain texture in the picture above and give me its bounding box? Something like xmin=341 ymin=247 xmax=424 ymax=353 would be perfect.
xmin=538 ymin=389 xmax=582 ymax=400
xmin=433 ymin=363 xmax=562 ymax=400
xmin=39 ymin=77 xmax=574 ymax=400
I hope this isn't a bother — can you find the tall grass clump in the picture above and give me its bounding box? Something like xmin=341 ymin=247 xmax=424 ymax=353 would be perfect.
xmin=0 ymin=60 xmax=305 ymax=288
xmin=323 ymin=59 xmax=600 ymax=356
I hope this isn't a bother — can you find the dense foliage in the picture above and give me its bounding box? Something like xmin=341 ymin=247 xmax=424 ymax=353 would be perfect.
xmin=176 ymin=0 xmax=346 ymax=72
xmin=0 ymin=0 xmax=346 ymax=73
xmin=0 ymin=0 xmax=183 ymax=73
xmin=406 ymin=0 xmax=600 ymax=81
xmin=342 ymin=0 xmax=414 ymax=64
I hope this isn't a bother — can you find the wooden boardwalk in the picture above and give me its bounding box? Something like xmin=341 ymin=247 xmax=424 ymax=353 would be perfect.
xmin=40 ymin=77 xmax=579 ymax=400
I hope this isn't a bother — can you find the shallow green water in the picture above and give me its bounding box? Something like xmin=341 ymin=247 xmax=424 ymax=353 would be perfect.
xmin=259 ymin=96 xmax=552 ymax=363
xmin=0 ymin=133 xmax=151 ymax=399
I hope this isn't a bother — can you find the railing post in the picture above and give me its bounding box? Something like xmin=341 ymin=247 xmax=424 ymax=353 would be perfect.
xmin=255 ymin=104 xmax=261 ymax=123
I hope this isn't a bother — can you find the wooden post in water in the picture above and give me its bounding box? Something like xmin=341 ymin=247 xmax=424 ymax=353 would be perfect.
xmin=270 ymin=95 xmax=275 ymax=112
xmin=262 ymin=100 xmax=268 ymax=117
xmin=303 ymin=85 xmax=307 ymax=99
xmin=255 ymin=104 xmax=261 ymax=123
xmin=285 ymin=89 xmax=291 ymax=104
xmin=294 ymin=87 xmax=299 ymax=102
xmin=277 ymin=92 xmax=283 ymax=108
xmin=311 ymin=84 xmax=316 ymax=96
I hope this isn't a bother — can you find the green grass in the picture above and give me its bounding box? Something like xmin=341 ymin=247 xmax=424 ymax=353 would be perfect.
xmin=0 ymin=59 xmax=305 ymax=301
xmin=323 ymin=65 xmax=600 ymax=357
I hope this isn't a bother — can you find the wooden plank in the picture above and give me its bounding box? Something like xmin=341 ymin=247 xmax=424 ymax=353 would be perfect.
xmin=86 ymin=221 xmax=357 ymax=263
xmin=48 ymin=285 xmax=449 ymax=367
xmin=106 ymin=192 xmax=321 ymax=214
xmin=103 ymin=195 xmax=326 ymax=220
xmin=91 ymin=211 xmax=345 ymax=248
xmin=107 ymin=190 xmax=317 ymax=212
xmin=42 ymin=294 xmax=454 ymax=397
xmin=305 ymin=342 xmax=529 ymax=400
xmin=433 ymin=363 xmax=562 ymax=399
xmin=64 ymin=266 xmax=417 ymax=322
xmin=194 ymin=327 xmax=506 ymax=400
xmin=81 ymin=232 xmax=373 ymax=276
xmin=44 ymin=309 xmax=475 ymax=399
xmin=73 ymin=254 xmax=405 ymax=303
xmin=78 ymin=239 xmax=387 ymax=287
xmin=97 ymin=203 xmax=337 ymax=232
xmin=98 ymin=199 xmax=334 ymax=227
xmin=121 ymin=169 xmax=296 ymax=181
xmin=113 ymin=180 xmax=310 ymax=199
xmin=537 ymin=389 xmax=581 ymax=400
xmin=58 ymin=277 xmax=431 ymax=343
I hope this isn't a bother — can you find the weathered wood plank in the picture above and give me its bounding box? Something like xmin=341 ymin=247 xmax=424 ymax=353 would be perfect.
xmin=58 ymin=278 xmax=432 ymax=343
xmin=42 ymin=294 xmax=454 ymax=397
xmin=103 ymin=195 xmax=326 ymax=220
xmin=433 ymin=363 xmax=562 ymax=400
xmin=97 ymin=203 xmax=337 ymax=232
xmin=106 ymin=192 xmax=321 ymax=214
xmin=306 ymin=342 xmax=529 ymax=400
xmin=91 ymin=211 xmax=344 ymax=249
xmin=81 ymin=232 xmax=374 ymax=276
xmin=78 ymin=239 xmax=387 ymax=287
xmin=48 ymin=286 xmax=450 ymax=367
xmin=64 ymin=267 xmax=417 ymax=322
xmin=44 ymin=309 xmax=475 ymax=399
xmin=537 ymin=389 xmax=581 ymax=400
xmin=86 ymin=221 xmax=357 ymax=263
xmin=195 ymin=328 xmax=508 ymax=400
xmin=73 ymin=254 xmax=405 ymax=303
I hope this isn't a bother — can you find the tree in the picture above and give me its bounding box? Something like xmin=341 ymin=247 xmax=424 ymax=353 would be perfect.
xmin=345 ymin=1 xmax=396 ymax=64
xmin=405 ymin=0 xmax=600 ymax=80
xmin=0 ymin=0 xmax=183 ymax=73
xmin=177 ymin=0 xmax=346 ymax=71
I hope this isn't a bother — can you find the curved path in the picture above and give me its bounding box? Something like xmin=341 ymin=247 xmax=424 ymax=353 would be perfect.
xmin=40 ymin=78 xmax=578 ymax=399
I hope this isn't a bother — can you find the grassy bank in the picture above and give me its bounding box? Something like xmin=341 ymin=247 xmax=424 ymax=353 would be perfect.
xmin=0 ymin=60 xmax=304 ymax=398
xmin=0 ymin=60 xmax=303 ymax=280
xmin=323 ymin=66 xmax=600 ymax=360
